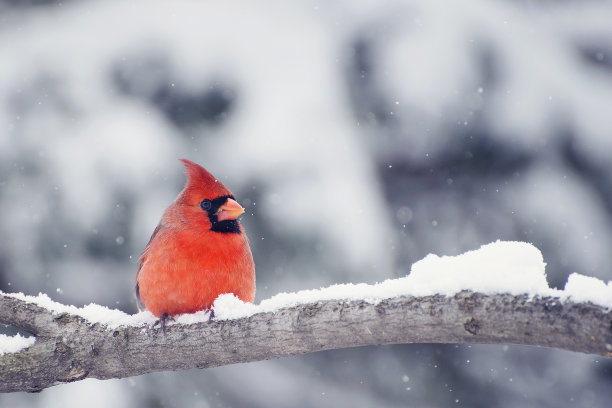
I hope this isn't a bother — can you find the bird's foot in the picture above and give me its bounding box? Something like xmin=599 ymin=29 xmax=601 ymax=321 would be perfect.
xmin=208 ymin=309 xmax=215 ymax=323
xmin=153 ymin=313 xmax=175 ymax=333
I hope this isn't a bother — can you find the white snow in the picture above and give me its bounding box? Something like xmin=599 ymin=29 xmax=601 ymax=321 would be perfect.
xmin=563 ymin=273 xmax=612 ymax=307
xmin=212 ymin=240 xmax=559 ymax=320
xmin=3 ymin=292 xmax=157 ymax=330
xmin=2 ymin=241 xmax=610 ymax=336
xmin=212 ymin=240 xmax=612 ymax=320
xmin=0 ymin=333 xmax=36 ymax=355
xmin=408 ymin=241 xmax=551 ymax=296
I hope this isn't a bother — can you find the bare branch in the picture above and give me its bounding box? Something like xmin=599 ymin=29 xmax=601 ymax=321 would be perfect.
xmin=1 ymin=291 xmax=611 ymax=393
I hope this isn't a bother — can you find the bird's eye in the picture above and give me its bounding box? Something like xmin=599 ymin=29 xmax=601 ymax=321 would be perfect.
xmin=200 ymin=199 xmax=212 ymax=211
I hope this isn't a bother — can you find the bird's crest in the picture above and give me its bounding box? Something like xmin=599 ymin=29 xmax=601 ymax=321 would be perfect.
xmin=177 ymin=159 xmax=233 ymax=204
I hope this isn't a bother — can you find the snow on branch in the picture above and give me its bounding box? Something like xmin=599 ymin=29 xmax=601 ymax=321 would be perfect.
xmin=1 ymin=241 xmax=611 ymax=393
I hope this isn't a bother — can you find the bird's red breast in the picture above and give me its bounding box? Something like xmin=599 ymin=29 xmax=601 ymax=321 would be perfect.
xmin=135 ymin=159 xmax=255 ymax=317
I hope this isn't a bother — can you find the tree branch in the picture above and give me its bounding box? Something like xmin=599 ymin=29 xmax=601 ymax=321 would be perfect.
xmin=1 ymin=290 xmax=611 ymax=393
xmin=0 ymin=294 xmax=59 ymax=336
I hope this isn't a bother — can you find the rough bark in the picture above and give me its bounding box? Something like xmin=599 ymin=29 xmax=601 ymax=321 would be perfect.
xmin=1 ymin=291 xmax=611 ymax=393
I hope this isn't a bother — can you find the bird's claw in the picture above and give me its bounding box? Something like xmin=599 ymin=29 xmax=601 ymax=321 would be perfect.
xmin=153 ymin=313 xmax=175 ymax=333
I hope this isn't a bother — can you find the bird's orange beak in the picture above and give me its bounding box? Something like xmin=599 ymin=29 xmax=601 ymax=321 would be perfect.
xmin=216 ymin=198 xmax=245 ymax=221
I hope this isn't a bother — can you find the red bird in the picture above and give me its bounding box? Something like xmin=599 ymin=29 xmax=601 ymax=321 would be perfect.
xmin=136 ymin=159 xmax=255 ymax=330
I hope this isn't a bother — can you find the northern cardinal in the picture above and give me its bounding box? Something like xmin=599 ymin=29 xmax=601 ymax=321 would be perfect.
xmin=136 ymin=159 xmax=255 ymax=330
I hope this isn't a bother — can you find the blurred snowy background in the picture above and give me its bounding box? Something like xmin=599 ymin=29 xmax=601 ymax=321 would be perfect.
xmin=1 ymin=0 xmax=612 ymax=406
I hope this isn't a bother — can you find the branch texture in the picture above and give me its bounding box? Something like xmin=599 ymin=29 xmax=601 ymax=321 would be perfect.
xmin=1 ymin=291 xmax=611 ymax=393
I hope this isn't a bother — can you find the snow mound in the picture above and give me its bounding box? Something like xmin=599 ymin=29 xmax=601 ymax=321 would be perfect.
xmin=407 ymin=241 xmax=550 ymax=297
xmin=562 ymin=273 xmax=612 ymax=307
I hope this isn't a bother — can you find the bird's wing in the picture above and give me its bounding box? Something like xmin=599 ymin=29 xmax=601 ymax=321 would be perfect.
xmin=135 ymin=223 xmax=163 ymax=311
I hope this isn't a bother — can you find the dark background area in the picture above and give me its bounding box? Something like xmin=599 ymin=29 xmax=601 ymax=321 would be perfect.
xmin=1 ymin=0 xmax=611 ymax=406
